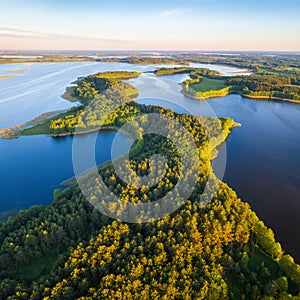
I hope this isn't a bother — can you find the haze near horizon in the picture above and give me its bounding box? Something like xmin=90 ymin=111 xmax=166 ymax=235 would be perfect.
xmin=0 ymin=0 xmax=299 ymax=51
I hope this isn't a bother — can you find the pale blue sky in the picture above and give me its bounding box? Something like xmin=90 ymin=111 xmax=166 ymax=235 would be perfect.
xmin=0 ymin=0 xmax=299 ymax=50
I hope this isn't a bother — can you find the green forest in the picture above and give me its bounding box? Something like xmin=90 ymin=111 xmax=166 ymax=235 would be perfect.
xmin=154 ymin=65 xmax=300 ymax=102
xmin=227 ymin=75 xmax=300 ymax=101
xmin=20 ymin=71 xmax=141 ymax=137
xmin=154 ymin=67 xmax=220 ymax=77
xmin=0 ymin=70 xmax=300 ymax=299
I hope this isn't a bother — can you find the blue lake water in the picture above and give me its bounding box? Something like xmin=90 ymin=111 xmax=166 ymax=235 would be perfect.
xmin=0 ymin=132 xmax=131 ymax=212
xmin=0 ymin=62 xmax=299 ymax=261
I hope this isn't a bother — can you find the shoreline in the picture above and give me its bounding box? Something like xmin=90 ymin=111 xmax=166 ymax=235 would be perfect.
xmin=47 ymin=125 xmax=132 ymax=138
xmin=242 ymin=94 xmax=300 ymax=104
xmin=0 ymin=110 xmax=68 ymax=138
xmin=180 ymin=85 xmax=231 ymax=100
xmin=0 ymin=74 xmax=24 ymax=79
xmin=61 ymin=86 xmax=80 ymax=103
xmin=181 ymin=86 xmax=300 ymax=104
xmin=1 ymin=90 xmax=81 ymax=139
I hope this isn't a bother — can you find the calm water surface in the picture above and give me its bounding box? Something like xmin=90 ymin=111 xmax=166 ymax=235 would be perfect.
xmin=0 ymin=132 xmax=131 ymax=212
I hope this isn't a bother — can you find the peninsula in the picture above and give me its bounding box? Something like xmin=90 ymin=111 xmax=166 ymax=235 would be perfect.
xmin=0 ymin=70 xmax=299 ymax=299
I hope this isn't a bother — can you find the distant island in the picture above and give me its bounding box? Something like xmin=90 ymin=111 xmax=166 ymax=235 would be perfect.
xmin=155 ymin=67 xmax=300 ymax=103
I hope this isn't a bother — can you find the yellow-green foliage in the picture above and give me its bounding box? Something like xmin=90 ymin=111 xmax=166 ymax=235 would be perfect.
xmin=91 ymin=71 xmax=141 ymax=79
xmin=227 ymin=74 xmax=300 ymax=101
xmin=74 ymin=71 xmax=141 ymax=103
xmin=50 ymin=112 xmax=84 ymax=131
xmin=184 ymin=85 xmax=231 ymax=99
xmin=155 ymin=67 xmax=220 ymax=77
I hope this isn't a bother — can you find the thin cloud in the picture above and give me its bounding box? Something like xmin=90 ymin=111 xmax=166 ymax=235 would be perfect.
xmin=0 ymin=27 xmax=129 ymax=44
xmin=155 ymin=9 xmax=190 ymax=18
xmin=0 ymin=27 xmax=45 ymax=38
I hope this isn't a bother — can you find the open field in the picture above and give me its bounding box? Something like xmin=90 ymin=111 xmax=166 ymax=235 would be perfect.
xmin=190 ymin=77 xmax=226 ymax=92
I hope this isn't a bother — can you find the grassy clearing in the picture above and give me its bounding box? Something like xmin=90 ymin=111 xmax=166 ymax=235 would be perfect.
xmin=190 ymin=77 xmax=226 ymax=92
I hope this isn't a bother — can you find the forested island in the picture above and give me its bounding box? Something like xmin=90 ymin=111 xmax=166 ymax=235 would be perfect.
xmin=0 ymin=70 xmax=300 ymax=299
xmin=1 ymin=71 xmax=141 ymax=138
xmin=155 ymin=66 xmax=300 ymax=102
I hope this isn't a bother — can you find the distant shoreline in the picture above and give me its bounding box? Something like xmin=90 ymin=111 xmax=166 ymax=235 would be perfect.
xmin=0 ymin=74 xmax=23 ymax=79
xmin=181 ymin=86 xmax=300 ymax=104
xmin=242 ymin=94 xmax=300 ymax=104
xmin=0 ymin=110 xmax=67 ymax=138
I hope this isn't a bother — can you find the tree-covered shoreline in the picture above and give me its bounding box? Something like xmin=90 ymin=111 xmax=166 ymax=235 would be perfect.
xmin=154 ymin=66 xmax=300 ymax=102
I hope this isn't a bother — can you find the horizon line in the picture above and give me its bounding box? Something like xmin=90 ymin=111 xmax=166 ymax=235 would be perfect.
xmin=1 ymin=49 xmax=300 ymax=53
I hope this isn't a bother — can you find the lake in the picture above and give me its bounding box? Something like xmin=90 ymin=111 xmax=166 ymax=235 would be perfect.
xmin=0 ymin=62 xmax=299 ymax=261
xmin=0 ymin=131 xmax=131 ymax=212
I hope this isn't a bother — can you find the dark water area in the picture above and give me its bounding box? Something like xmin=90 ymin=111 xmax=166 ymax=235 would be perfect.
xmin=0 ymin=132 xmax=130 ymax=212
xmin=217 ymin=97 xmax=300 ymax=262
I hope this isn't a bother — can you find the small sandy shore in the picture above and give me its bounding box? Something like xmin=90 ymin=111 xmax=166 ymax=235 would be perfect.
xmin=61 ymin=86 xmax=80 ymax=102
xmin=0 ymin=74 xmax=24 ymax=79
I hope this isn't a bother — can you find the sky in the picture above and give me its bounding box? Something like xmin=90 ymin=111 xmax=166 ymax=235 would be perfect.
xmin=0 ymin=0 xmax=299 ymax=51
